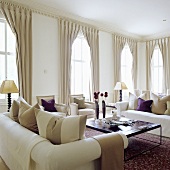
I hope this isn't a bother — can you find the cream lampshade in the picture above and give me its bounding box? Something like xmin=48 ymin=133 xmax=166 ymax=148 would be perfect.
xmin=114 ymin=82 xmax=128 ymax=101
xmin=0 ymin=80 xmax=19 ymax=111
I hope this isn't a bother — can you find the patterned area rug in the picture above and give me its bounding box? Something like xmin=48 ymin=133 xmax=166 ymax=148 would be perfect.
xmin=85 ymin=128 xmax=170 ymax=170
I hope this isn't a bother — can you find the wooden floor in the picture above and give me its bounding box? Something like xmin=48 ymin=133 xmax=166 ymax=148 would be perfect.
xmin=0 ymin=157 xmax=9 ymax=170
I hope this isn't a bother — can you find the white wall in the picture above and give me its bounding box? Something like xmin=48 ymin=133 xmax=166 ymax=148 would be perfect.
xmin=137 ymin=42 xmax=147 ymax=90
xmin=31 ymin=13 xmax=148 ymax=105
xmin=99 ymin=31 xmax=114 ymax=103
xmin=32 ymin=13 xmax=60 ymax=104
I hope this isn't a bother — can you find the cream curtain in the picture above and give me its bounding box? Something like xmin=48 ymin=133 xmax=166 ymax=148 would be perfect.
xmin=158 ymin=38 xmax=170 ymax=93
xmin=0 ymin=2 xmax=32 ymax=104
xmin=59 ymin=19 xmax=80 ymax=104
xmin=82 ymin=26 xmax=99 ymax=101
xmin=146 ymin=40 xmax=157 ymax=90
xmin=127 ymin=39 xmax=138 ymax=89
xmin=113 ymin=35 xmax=126 ymax=102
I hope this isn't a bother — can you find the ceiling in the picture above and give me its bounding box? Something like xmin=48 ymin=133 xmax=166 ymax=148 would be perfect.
xmin=14 ymin=0 xmax=170 ymax=39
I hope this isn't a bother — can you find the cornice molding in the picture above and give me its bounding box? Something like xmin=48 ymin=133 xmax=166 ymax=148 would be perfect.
xmin=1 ymin=0 xmax=170 ymax=41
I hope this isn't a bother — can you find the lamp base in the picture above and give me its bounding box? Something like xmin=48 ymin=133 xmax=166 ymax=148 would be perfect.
xmin=7 ymin=93 xmax=12 ymax=112
xmin=119 ymin=90 xmax=122 ymax=102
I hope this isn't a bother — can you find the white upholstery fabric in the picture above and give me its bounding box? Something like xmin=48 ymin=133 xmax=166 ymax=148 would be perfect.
xmin=0 ymin=113 xmax=128 ymax=170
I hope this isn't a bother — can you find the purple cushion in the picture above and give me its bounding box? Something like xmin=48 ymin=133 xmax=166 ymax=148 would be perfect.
xmin=41 ymin=99 xmax=57 ymax=112
xmin=136 ymin=98 xmax=153 ymax=112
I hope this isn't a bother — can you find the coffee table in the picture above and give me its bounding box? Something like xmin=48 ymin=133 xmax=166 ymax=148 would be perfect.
xmin=86 ymin=116 xmax=162 ymax=160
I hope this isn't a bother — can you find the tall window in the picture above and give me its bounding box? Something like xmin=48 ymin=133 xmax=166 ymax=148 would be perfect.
xmin=0 ymin=19 xmax=18 ymax=100
xmin=151 ymin=45 xmax=163 ymax=93
xmin=71 ymin=32 xmax=91 ymax=100
xmin=121 ymin=43 xmax=133 ymax=90
xmin=121 ymin=43 xmax=133 ymax=99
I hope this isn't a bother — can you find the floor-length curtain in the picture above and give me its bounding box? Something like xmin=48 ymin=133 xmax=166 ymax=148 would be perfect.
xmin=82 ymin=26 xmax=99 ymax=101
xmin=0 ymin=2 xmax=32 ymax=104
xmin=158 ymin=38 xmax=170 ymax=93
xmin=59 ymin=19 xmax=80 ymax=104
xmin=113 ymin=35 xmax=126 ymax=102
xmin=146 ymin=40 xmax=156 ymax=90
xmin=127 ymin=39 xmax=137 ymax=89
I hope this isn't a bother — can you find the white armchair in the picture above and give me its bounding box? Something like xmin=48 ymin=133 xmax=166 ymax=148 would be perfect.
xmin=69 ymin=94 xmax=95 ymax=118
xmin=36 ymin=95 xmax=68 ymax=116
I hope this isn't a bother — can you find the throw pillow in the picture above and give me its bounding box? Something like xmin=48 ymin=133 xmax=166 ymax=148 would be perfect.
xmin=136 ymin=98 xmax=153 ymax=112
xmin=128 ymin=92 xmax=147 ymax=110
xmin=35 ymin=109 xmax=87 ymax=144
xmin=151 ymin=93 xmax=170 ymax=114
xmin=9 ymin=97 xmax=28 ymax=122
xmin=164 ymin=101 xmax=170 ymax=115
xmin=9 ymin=100 xmax=20 ymax=122
xmin=41 ymin=99 xmax=57 ymax=112
xmin=74 ymin=97 xmax=86 ymax=109
xmin=18 ymin=101 xmax=40 ymax=133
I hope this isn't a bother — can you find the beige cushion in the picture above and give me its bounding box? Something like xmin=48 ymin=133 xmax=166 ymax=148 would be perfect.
xmin=164 ymin=101 xmax=170 ymax=115
xmin=151 ymin=93 xmax=170 ymax=114
xmin=9 ymin=97 xmax=28 ymax=123
xmin=55 ymin=103 xmax=68 ymax=113
xmin=9 ymin=100 xmax=19 ymax=122
xmin=18 ymin=101 xmax=40 ymax=133
xmin=128 ymin=92 xmax=147 ymax=110
xmin=35 ymin=109 xmax=87 ymax=144
xmin=74 ymin=97 xmax=86 ymax=109
xmin=70 ymin=94 xmax=83 ymax=103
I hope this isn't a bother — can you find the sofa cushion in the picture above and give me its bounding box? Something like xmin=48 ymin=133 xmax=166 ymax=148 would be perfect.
xmin=9 ymin=100 xmax=20 ymax=122
xmin=74 ymin=97 xmax=86 ymax=109
xmin=164 ymin=101 xmax=170 ymax=115
xmin=41 ymin=99 xmax=57 ymax=112
xmin=35 ymin=109 xmax=87 ymax=144
xmin=18 ymin=101 xmax=40 ymax=133
xmin=151 ymin=93 xmax=170 ymax=114
xmin=136 ymin=98 xmax=153 ymax=112
xmin=9 ymin=97 xmax=28 ymax=122
xmin=128 ymin=92 xmax=147 ymax=110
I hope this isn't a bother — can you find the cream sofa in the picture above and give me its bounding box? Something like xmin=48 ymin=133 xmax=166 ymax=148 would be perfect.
xmin=0 ymin=113 xmax=128 ymax=170
xmin=116 ymin=92 xmax=170 ymax=137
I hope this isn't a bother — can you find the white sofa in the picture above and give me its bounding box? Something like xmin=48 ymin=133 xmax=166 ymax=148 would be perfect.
xmin=116 ymin=101 xmax=170 ymax=138
xmin=0 ymin=113 xmax=128 ymax=170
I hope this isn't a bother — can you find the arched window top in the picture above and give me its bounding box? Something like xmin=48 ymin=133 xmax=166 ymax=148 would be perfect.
xmin=151 ymin=44 xmax=163 ymax=93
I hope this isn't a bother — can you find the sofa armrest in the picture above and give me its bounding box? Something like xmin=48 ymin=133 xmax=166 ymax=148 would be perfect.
xmin=115 ymin=101 xmax=129 ymax=116
xmin=85 ymin=101 xmax=95 ymax=109
xmin=69 ymin=103 xmax=79 ymax=116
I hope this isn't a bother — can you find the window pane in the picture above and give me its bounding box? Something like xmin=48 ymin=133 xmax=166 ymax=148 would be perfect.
xmin=73 ymin=38 xmax=81 ymax=60
xmin=0 ymin=22 xmax=5 ymax=51
xmin=0 ymin=54 xmax=5 ymax=99
xmin=7 ymin=24 xmax=15 ymax=53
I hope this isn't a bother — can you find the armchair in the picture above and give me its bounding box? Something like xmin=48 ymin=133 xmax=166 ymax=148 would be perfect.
xmin=69 ymin=94 xmax=95 ymax=118
xmin=36 ymin=95 xmax=68 ymax=116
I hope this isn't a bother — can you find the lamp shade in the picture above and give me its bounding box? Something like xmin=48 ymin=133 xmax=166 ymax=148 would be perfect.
xmin=0 ymin=80 xmax=19 ymax=94
xmin=114 ymin=82 xmax=128 ymax=90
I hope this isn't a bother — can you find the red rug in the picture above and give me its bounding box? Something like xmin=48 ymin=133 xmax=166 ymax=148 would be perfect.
xmin=85 ymin=128 xmax=170 ymax=170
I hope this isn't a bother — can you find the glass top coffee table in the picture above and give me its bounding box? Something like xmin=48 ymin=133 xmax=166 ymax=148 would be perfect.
xmin=86 ymin=116 xmax=162 ymax=160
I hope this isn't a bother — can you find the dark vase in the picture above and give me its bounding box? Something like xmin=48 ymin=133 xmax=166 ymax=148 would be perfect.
xmin=102 ymin=100 xmax=106 ymax=118
xmin=95 ymin=100 xmax=99 ymax=119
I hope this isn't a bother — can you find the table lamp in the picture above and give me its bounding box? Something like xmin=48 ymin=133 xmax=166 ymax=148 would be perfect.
xmin=0 ymin=80 xmax=19 ymax=112
xmin=114 ymin=82 xmax=128 ymax=101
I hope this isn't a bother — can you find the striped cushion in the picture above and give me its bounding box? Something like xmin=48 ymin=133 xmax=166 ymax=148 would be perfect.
xmin=34 ymin=109 xmax=87 ymax=144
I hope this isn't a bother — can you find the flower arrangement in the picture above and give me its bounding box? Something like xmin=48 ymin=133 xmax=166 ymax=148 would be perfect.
xmin=94 ymin=91 xmax=100 ymax=101
xmin=100 ymin=92 xmax=108 ymax=101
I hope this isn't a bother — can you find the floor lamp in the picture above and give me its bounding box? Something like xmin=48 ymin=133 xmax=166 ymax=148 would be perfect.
xmin=114 ymin=82 xmax=128 ymax=101
xmin=0 ymin=80 xmax=19 ymax=112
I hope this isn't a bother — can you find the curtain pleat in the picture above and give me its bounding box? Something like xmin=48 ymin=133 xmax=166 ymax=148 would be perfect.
xmin=0 ymin=2 xmax=32 ymax=104
xmin=82 ymin=26 xmax=99 ymax=101
xmin=158 ymin=38 xmax=170 ymax=93
xmin=59 ymin=19 xmax=80 ymax=104
xmin=146 ymin=40 xmax=157 ymax=91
